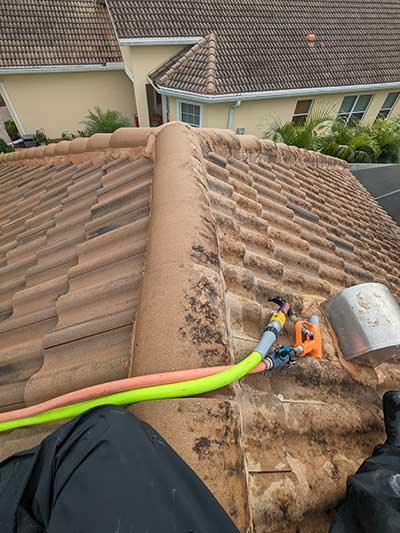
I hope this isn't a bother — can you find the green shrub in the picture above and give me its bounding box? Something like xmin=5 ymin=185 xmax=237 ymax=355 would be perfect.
xmin=266 ymin=112 xmax=400 ymax=164
xmin=0 ymin=138 xmax=14 ymax=153
xmin=34 ymin=129 xmax=49 ymax=145
xmin=61 ymin=132 xmax=73 ymax=141
xmin=4 ymin=120 xmax=20 ymax=142
xmin=81 ymin=106 xmax=131 ymax=136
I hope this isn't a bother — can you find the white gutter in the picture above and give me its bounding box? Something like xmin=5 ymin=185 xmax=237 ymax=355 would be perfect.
xmin=0 ymin=81 xmax=25 ymax=135
xmin=0 ymin=63 xmax=125 ymax=75
xmin=150 ymin=79 xmax=400 ymax=104
xmin=119 ymin=37 xmax=202 ymax=46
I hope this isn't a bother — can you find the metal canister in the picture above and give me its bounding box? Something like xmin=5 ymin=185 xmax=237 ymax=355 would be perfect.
xmin=322 ymin=283 xmax=400 ymax=367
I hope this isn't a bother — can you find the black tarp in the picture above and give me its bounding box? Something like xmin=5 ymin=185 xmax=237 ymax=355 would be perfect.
xmin=0 ymin=405 xmax=239 ymax=533
xmin=330 ymin=443 xmax=400 ymax=532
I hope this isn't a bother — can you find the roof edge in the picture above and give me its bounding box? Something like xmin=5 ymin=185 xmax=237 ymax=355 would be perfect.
xmin=119 ymin=37 xmax=202 ymax=46
xmin=0 ymin=124 xmax=348 ymax=170
xmin=151 ymin=80 xmax=400 ymax=103
xmin=0 ymin=63 xmax=125 ymax=75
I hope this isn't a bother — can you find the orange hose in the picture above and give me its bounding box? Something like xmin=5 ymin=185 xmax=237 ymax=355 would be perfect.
xmin=0 ymin=362 xmax=267 ymax=423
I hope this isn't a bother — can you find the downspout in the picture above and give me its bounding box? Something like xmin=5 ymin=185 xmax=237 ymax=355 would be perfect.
xmin=227 ymin=99 xmax=241 ymax=130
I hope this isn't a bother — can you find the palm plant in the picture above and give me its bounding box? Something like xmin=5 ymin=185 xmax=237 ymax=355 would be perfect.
xmin=81 ymin=106 xmax=131 ymax=136
xmin=316 ymin=119 xmax=380 ymax=163
xmin=366 ymin=118 xmax=400 ymax=163
xmin=266 ymin=108 xmax=400 ymax=164
xmin=267 ymin=105 xmax=336 ymax=150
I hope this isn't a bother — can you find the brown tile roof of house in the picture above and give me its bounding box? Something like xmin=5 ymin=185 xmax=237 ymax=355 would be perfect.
xmin=0 ymin=123 xmax=399 ymax=531
xmin=108 ymin=0 xmax=400 ymax=95
xmin=0 ymin=129 xmax=153 ymax=409
xmin=0 ymin=0 xmax=122 ymax=68
xmin=151 ymin=33 xmax=219 ymax=94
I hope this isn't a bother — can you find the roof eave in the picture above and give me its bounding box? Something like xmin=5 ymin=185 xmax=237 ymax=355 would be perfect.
xmin=150 ymin=79 xmax=400 ymax=103
xmin=119 ymin=37 xmax=202 ymax=46
xmin=0 ymin=63 xmax=125 ymax=75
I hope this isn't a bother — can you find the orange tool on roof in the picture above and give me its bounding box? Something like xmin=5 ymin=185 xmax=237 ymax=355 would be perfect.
xmin=295 ymin=316 xmax=323 ymax=359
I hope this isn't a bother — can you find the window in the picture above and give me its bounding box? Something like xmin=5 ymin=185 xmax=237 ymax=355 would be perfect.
xmin=178 ymin=101 xmax=202 ymax=127
xmin=338 ymin=95 xmax=373 ymax=124
xmin=292 ymin=99 xmax=313 ymax=124
xmin=378 ymin=93 xmax=400 ymax=119
xmin=0 ymin=95 xmax=5 ymax=107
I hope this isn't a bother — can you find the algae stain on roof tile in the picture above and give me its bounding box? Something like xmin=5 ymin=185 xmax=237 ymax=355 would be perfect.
xmin=109 ymin=0 xmax=400 ymax=94
xmin=0 ymin=123 xmax=399 ymax=532
xmin=0 ymin=0 xmax=122 ymax=67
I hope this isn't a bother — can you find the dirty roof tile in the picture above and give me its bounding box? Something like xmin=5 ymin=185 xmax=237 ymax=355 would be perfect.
xmin=0 ymin=124 xmax=399 ymax=532
xmin=109 ymin=0 xmax=400 ymax=95
xmin=0 ymin=0 xmax=122 ymax=68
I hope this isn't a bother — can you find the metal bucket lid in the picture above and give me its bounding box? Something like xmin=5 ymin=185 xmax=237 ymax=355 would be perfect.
xmin=322 ymin=283 xmax=400 ymax=367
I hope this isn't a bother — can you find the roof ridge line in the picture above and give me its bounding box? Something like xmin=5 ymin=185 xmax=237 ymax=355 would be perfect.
xmin=205 ymin=32 xmax=217 ymax=94
xmin=158 ymin=33 xmax=218 ymax=92
xmin=193 ymin=129 xmax=349 ymax=170
xmin=0 ymin=124 xmax=348 ymax=171
xmin=0 ymin=129 xmax=155 ymax=165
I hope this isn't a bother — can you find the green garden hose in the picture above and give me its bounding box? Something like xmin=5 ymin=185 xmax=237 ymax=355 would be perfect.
xmin=0 ymin=351 xmax=262 ymax=433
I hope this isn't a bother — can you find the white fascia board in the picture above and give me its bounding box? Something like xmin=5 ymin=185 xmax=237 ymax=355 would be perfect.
xmin=0 ymin=81 xmax=25 ymax=134
xmin=151 ymin=80 xmax=400 ymax=104
xmin=124 ymin=66 xmax=135 ymax=83
xmin=119 ymin=37 xmax=202 ymax=46
xmin=0 ymin=63 xmax=125 ymax=75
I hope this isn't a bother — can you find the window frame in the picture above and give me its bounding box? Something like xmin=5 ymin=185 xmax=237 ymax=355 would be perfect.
xmin=292 ymin=99 xmax=313 ymax=125
xmin=378 ymin=92 xmax=400 ymax=119
xmin=338 ymin=94 xmax=373 ymax=124
xmin=177 ymin=99 xmax=203 ymax=127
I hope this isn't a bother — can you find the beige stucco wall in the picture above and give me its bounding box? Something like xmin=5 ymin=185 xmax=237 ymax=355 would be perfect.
xmin=0 ymin=70 xmax=136 ymax=138
xmin=170 ymin=88 xmax=400 ymax=137
xmin=121 ymin=45 xmax=185 ymax=127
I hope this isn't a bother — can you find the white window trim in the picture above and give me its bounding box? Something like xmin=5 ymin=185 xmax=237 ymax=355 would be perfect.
xmin=177 ymin=99 xmax=203 ymax=127
xmin=292 ymin=99 xmax=314 ymax=122
xmin=161 ymin=94 xmax=168 ymax=124
xmin=379 ymin=92 xmax=400 ymax=117
xmin=339 ymin=94 xmax=373 ymax=123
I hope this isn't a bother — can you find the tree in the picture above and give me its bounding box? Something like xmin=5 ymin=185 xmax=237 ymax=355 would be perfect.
xmin=81 ymin=106 xmax=131 ymax=136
